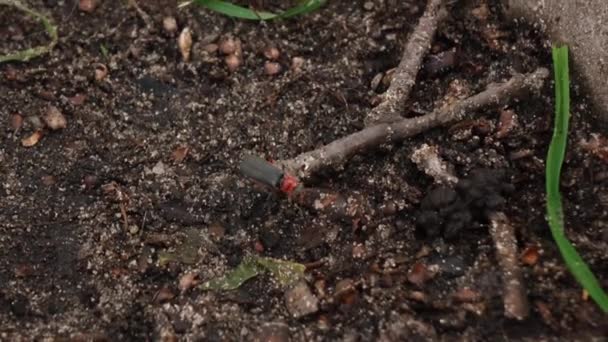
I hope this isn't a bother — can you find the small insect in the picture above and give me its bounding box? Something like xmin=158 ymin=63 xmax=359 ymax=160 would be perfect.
xmin=239 ymin=155 xmax=300 ymax=195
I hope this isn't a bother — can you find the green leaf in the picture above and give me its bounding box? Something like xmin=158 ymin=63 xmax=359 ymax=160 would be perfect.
xmin=200 ymin=256 xmax=306 ymax=291
xmin=546 ymin=44 xmax=608 ymax=312
xmin=0 ymin=0 xmax=58 ymax=63
xmin=200 ymin=258 xmax=262 ymax=290
xmin=255 ymin=256 xmax=306 ymax=286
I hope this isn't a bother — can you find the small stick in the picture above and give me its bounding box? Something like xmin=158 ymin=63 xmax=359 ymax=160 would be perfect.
xmin=412 ymin=148 xmax=530 ymax=320
xmin=128 ymin=0 xmax=153 ymax=31
xmin=366 ymin=0 xmax=448 ymax=126
xmin=488 ymin=211 xmax=530 ymax=320
xmin=281 ymin=68 xmax=549 ymax=179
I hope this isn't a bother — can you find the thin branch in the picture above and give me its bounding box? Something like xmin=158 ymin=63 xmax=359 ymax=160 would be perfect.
xmin=488 ymin=211 xmax=530 ymax=320
xmin=411 ymin=148 xmax=530 ymax=320
xmin=365 ymin=0 xmax=448 ymax=126
xmin=281 ymin=68 xmax=549 ymax=179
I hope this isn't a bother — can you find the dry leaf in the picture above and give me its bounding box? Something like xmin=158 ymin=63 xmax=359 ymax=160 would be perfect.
xmin=171 ymin=145 xmax=189 ymax=163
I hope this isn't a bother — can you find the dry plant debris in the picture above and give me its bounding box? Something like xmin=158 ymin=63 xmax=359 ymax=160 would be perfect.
xmin=280 ymin=68 xmax=549 ymax=179
xmin=365 ymin=0 xmax=448 ymax=125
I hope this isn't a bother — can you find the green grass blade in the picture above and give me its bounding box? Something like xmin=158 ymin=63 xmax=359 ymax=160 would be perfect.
xmin=190 ymin=0 xmax=325 ymax=20
xmin=547 ymin=44 xmax=608 ymax=312
xmin=0 ymin=0 xmax=58 ymax=63
xmin=279 ymin=0 xmax=326 ymax=18
xmin=192 ymin=0 xmax=278 ymax=20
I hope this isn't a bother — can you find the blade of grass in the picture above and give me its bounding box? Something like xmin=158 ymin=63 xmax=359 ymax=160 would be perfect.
xmin=191 ymin=0 xmax=277 ymax=20
xmin=279 ymin=0 xmax=326 ymax=19
xmin=188 ymin=0 xmax=325 ymax=20
xmin=547 ymin=44 xmax=608 ymax=312
xmin=0 ymin=0 xmax=58 ymax=63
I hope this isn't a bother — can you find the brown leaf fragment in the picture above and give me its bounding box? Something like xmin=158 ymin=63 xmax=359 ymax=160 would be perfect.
xmin=171 ymin=145 xmax=189 ymax=163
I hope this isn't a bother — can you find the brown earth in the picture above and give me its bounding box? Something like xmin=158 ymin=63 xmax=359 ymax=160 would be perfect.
xmin=1 ymin=0 xmax=607 ymax=340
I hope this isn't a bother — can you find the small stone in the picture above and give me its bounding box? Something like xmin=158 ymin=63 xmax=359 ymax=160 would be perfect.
xmin=219 ymin=37 xmax=237 ymax=55
xmin=284 ymin=281 xmax=318 ymax=318
xmin=163 ymin=16 xmax=178 ymax=34
xmin=363 ymin=1 xmax=374 ymax=10
xmin=129 ymin=225 xmax=139 ymax=235
xmin=79 ymin=0 xmax=97 ymax=13
xmin=291 ymin=57 xmax=304 ymax=72
xmin=42 ymin=105 xmax=67 ymax=130
xmin=263 ymin=46 xmax=280 ymax=60
xmin=152 ymin=161 xmax=166 ymax=175
xmin=264 ymin=61 xmax=282 ymax=76
xmin=94 ymin=63 xmax=108 ymax=82
xmin=225 ymin=54 xmax=241 ymax=72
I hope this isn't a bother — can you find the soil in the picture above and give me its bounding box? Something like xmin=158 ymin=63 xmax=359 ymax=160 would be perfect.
xmin=1 ymin=0 xmax=607 ymax=340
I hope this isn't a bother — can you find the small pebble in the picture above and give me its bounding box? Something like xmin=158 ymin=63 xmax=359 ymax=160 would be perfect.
xmin=263 ymin=46 xmax=280 ymax=60
xmin=264 ymin=61 xmax=282 ymax=76
xmin=291 ymin=57 xmax=304 ymax=72
xmin=219 ymin=37 xmax=237 ymax=55
xmin=225 ymin=54 xmax=241 ymax=72
xmin=163 ymin=16 xmax=178 ymax=34
xmin=94 ymin=63 xmax=108 ymax=82
xmin=284 ymin=281 xmax=319 ymax=318
xmin=79 ymin=0 xmax=97 ymax=13
xmin=43 ymin=105 xmax=67 ymax=130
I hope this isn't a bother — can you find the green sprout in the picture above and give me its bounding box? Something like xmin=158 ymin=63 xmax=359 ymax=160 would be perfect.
xmin=546 ymin=44 xmax=608 ymax=312
xmin=180 ymin=0 xmax=326 ymax=20
xmin=0 ymin=0 xmax=58 ymax=63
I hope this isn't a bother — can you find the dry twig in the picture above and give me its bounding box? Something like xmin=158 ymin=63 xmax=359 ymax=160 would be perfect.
xmin=366 ymin=0 xmax=448 ymax=125
xmin=412 ymin=148 xmax=530 ymax=320
xmin=281 ymin=68 xmax=549 ymax=179
xmin=488 ymin=211 xmax=530 ymax=320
